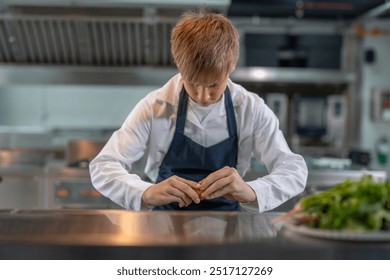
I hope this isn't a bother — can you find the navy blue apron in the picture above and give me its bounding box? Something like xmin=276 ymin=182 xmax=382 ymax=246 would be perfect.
xmin=153 ymin=86 xmax=240 ymax=211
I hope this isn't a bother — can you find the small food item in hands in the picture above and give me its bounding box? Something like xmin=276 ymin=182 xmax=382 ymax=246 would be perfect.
xmin=192 ymin=183 xmax=204 ymax=200
xmin=194 ymin=188 xmax=204 ymax=200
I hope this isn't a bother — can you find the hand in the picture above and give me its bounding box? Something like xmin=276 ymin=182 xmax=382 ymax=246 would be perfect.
xmin=142 ymin=175 xmax=201 ymax=208
xmin=199 ymin=166 xmax=256 ymax=203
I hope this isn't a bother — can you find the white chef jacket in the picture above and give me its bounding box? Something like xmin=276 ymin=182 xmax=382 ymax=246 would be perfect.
xmin=89 ymin=74 xmax=308 ymax=212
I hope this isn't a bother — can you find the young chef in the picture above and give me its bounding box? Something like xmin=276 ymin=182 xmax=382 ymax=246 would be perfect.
xmin=89 ymin=9 xmax=308 ymax=212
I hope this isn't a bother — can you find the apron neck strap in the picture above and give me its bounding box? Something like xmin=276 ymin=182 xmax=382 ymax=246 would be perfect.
xmin=223 ymin=86 xmax=237 ymax=138
xmin=176 ymin=85 xmax=236 ymax=137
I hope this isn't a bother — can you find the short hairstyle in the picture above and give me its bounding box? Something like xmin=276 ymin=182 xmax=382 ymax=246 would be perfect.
xmin=171 ymin=8 xmax=239 ymax=86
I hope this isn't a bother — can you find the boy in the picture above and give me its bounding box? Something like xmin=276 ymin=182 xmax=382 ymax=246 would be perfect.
xmin=89 ymin=9 xmax=308 ymax=212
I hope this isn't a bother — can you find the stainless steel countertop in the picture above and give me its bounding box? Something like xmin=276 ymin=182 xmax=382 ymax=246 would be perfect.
xmin=1 ymin=209 xmax=390 ymax=260
xmin=0 ymin=209 xmax=279 ymax=246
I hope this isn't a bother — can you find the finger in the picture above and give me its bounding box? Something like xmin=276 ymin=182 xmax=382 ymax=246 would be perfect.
xmin=167 ymin=187 xmax=193 ymax=207
xmin=176 ymin=176 xmax=199 ymax=189
xmin=172 ymin=179 xmax=201 ymax=204
xmin=175 ymin=176 xmax=201 ymax=193
xmin=200 ymin=167 xmax=232 ymax=190
xmin=193 ymin=188 xmax=204 ymax=200
xmin=201 ymin=176 xmax=232 ymax=198
xmin=205 ymin=187 xmax=232 ymax=200
xmin=164 ymin=193 xmax=185 ymax=208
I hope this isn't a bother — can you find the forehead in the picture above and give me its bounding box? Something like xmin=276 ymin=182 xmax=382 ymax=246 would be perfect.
xmin=186 ymin=74 xmax=228 ymax=87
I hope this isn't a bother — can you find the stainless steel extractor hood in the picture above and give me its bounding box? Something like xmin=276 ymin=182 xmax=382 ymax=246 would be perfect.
xmin=0 ymin=0 xmax=231 ymax=67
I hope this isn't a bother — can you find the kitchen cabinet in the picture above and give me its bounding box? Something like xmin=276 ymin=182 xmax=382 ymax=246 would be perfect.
xmin=0 ymin=171 xmax=43 ymax=209
xmin=0 ymin=149 xmax=48 ymax=209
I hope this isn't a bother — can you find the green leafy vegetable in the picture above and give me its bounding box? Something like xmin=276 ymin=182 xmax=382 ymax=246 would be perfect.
xmin=298 ymin=175 xmax=390 ymax=231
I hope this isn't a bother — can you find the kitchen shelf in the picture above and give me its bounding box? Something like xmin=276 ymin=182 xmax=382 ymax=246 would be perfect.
xmin=0 ymin=65 xmax=355 ymax=86
xmin=0 ymin=65 xmax=179 ymax=86
xmin=230 ymin=67 xmax=355 ymax=85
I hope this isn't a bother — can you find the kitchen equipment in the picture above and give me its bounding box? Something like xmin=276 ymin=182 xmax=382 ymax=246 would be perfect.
xmin=348 ymin=149 xmax=371 ymax=167
xmin=266 ymin=93 xmax=288 ymax=134
xmin=65 ymin=139 xmax=105 ymax=167
xmin=326 ymin=95 xmax=346 ymax=147
xmin=43 ymin=139 xmax=120 ymax=209
xmin=372 ymin=88 xmax=390 ymax=121
xmin=44 ymin=164 xmax=120 ymax=209
xmin=0 ymin=171 xmax=43 ymax=209
xmin=45 ymin=138 xmax=148 ymax=209
xmin=0 ymin=148 xmax=52 ymax=209
xmin=310 ymin=157 xmax=351 ymax=170
xmin=294 ymin=95 xmax=327 ymax=137
xmin=375 ymin=136 xmax=389 ymax=166
xmin=293 ymin=94 xmax=347 ymax=148
xmin=0 ymin=1 xmax=229 ymax=67
xmin=0 ymin=148 xmax=49 ymax=167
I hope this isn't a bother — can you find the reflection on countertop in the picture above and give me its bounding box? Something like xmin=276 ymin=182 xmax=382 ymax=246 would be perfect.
xmin=0 ymin=210 xmax=278 ymax=246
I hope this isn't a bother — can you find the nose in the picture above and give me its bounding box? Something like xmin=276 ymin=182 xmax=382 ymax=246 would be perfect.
xmin=196 ymin=87 xmax=212 ymax=104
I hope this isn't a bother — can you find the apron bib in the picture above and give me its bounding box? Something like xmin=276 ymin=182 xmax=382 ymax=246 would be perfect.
xmin=153 ymin=86 xmax=240 ymax=211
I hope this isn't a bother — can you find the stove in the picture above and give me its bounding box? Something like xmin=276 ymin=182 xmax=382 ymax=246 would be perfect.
xmin=44 ymin=160 xmax=121 ymax=209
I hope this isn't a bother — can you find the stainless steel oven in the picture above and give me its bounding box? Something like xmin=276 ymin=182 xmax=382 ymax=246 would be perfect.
xmin=44 ymin=162 xmax=121 ymax=209
xmin=44 ymin=139 xmax=121 ymax=209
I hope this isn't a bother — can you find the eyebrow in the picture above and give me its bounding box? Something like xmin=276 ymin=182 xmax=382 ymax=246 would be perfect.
xmin=191 ymin=81 xmax=219 ymax=87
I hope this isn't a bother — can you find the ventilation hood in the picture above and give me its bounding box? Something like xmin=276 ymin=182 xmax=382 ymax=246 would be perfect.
xmin=0 ymin=0 xmax=231 ymax=67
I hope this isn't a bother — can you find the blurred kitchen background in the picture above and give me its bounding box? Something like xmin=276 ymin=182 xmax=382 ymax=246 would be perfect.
xmin=0 ymin=0 xmax=390 ymax=210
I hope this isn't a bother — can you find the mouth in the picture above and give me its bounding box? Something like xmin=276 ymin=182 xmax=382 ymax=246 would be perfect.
xmin=190 ymin=98 xmax=213 ymax=106
xmin=197 ymin=98 xmax=218 ymax=106
xmin=198 ymin=102 xmax=212 ymax=106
